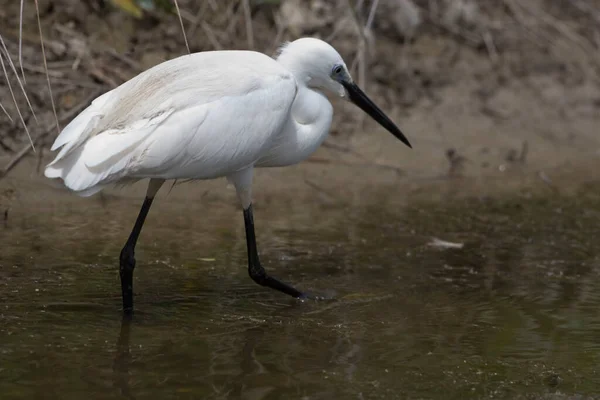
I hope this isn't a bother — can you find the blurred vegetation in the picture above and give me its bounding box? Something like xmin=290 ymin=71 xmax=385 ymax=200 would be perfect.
xmin=110 ymin=0 xmax=175 ymax=18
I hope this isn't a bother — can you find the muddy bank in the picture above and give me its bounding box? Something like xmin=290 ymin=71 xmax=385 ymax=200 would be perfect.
xmin=0 ymin=0 xmax=599 ymax=195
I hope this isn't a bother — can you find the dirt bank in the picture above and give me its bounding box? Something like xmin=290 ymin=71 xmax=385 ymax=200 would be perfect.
xmin=1 ymin=0 xmax=599 ymax=203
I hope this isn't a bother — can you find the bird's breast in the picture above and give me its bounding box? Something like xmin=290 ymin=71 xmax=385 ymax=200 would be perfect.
xmin=256 ymin=88 xmax=333 ymax=168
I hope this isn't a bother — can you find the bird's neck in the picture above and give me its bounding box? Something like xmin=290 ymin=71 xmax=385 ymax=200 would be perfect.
xmin=292 ymin=85 xmax=328 ymax=124
xmin=255 ymin=85 xmax=333 ymax=168
xmin=292 ymin=85 xmax=333 ymax=148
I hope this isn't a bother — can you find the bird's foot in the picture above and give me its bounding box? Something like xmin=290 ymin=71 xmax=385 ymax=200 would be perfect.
xmin=248 ymin=263 xmax=336 ymax=301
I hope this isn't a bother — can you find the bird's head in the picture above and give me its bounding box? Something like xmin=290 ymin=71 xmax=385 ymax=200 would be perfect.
xmin=276 ymin=37 xmax=412 ymax=148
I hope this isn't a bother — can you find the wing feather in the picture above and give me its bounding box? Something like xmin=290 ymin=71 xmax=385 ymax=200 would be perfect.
xmin=44 ymin=51 xmax=297 ymax=194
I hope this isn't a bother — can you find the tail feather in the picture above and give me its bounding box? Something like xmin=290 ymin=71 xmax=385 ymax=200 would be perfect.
xmin=49 ymin=91 xmax=111 ymax=154
xmin=49 ymin=113 xmax=103 ymax=166
xmin=44 ymin=143 xmax=130 ymax=194
xmin=44 ymin=91 xmax=115 ymax=196
xmin=44 ymin=93 xmax=173 ymax=196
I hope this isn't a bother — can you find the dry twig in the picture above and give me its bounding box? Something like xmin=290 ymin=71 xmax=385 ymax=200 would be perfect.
xmin=0 ymin=100 xmax=12 ymax=122
xmin=18 ymin=0 xmax=26 ymax=83
xmin=0 ymin=50 xmax=34 ymax=151
xmin=173 ymin=0 xmax=191 ymax=54
xmin=34 ymin=0 xmax=60 ymax=135
xmin=241 ymin=0 xmax=254 ymax=49
xmin=0 ymin=89 xmax=102 ymax=178
xmin=0 ymin=34 xmax=38 ymax=122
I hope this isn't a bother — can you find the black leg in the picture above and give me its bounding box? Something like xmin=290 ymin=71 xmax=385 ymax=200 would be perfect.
xmin=120 ymin=196 xmax=154 ymax=314
xmin=243 ymin=204 xmax=305 ymax=299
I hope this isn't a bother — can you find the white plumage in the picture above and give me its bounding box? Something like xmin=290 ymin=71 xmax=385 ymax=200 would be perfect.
xmin=45 ymin=51 xmax=291 ymax=194
xmin=44 ymin=40 xmax=342 ymax=197
xmin=43 ymin=37 xmax=411 ymax=312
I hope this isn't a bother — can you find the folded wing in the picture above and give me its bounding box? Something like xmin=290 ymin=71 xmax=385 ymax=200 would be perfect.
xmin=45 ymin=51 xmax=296 ymax=196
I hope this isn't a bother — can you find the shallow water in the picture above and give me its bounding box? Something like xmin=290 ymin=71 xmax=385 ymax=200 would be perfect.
xmin=2 ymin=181 xmax=600 ymax=399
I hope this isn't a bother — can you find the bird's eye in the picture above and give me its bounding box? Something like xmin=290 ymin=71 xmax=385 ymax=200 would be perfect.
xmin=332 ymin=65 xmax=343 ymax=75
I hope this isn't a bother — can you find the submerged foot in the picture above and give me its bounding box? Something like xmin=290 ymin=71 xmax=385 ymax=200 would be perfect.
xmin=297 ymin=289 xmax=337 ymax=302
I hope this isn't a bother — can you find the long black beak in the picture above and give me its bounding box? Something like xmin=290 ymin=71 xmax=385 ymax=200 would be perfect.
xmin=342 ymin=81 xmax=412 ymax=148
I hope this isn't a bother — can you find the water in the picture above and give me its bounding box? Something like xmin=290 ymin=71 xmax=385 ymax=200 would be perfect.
xmin=2 ymin=180 xmax=600 ymax=399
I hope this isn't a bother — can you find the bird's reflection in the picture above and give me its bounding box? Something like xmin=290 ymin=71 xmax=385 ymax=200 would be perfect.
xmin=112 ymin=315 xmax=135 ymax=399
xmin=109 ymin=299 xmax=362 ymax=399
xmin=231 ymin=326 xmax=277 ymax=399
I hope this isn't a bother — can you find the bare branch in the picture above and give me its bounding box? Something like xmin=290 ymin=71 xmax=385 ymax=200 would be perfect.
xmin=345 ymin=0 xmax=367 ymax=73
xmin=0 ymin=101 xmax=12 ymax=122
xmin=173 ymin=0 xmax=191 ymax=54
xmin=1 ymin=89 xmax=102 ymax=178
xmin=0 ymin=51 xmax=34 ymax=152
xmin=34 ymin=0 xmax=60 ymax=134
xmin=200 ymin=22 xmax=223 ymax=50
xmin=269 ymin=9 xmax=286 ymax=54
xmin=19 ymin=0 xmax=26 ymax=83
xmin=365 ymin=0 xmax=380 ymax=31
xmin=0 ymin=34 xmax=38 ymax=123
xmin=242 ymin=0 xmax=254 ymax=49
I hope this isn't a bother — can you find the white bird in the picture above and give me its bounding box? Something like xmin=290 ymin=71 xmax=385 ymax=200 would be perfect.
xmin=44 ymin=37 xmax=411 ymax=313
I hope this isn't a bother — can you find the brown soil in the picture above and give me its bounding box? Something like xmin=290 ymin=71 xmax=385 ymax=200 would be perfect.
xmin=1 ymin=0 xmax=600 ymax=203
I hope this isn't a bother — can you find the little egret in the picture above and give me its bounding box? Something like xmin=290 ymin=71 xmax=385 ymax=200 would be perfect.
xmin=44 ymin=37 xmax=411 ymax=313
